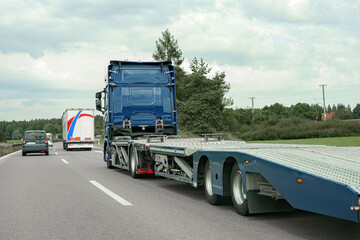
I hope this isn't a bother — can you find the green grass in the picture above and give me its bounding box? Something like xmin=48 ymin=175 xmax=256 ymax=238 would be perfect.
xmin=248 ymin=136 xmax=360 ymax=147
xmin=6 ymin=140 xmax=22 ymax=144
xmin=177 ymin=129 xmax=200 ymax=138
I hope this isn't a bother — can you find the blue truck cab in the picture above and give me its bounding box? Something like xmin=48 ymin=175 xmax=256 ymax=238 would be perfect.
xmin=96 ymin=61 xmax=177 ymax=139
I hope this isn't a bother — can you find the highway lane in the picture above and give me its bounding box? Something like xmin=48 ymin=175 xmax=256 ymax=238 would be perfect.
xmin=0 ymin=142 xmax=359 ymax=240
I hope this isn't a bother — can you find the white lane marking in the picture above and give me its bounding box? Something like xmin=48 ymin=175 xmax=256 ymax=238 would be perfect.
xmin=89 ymin=180 xmax=133 ymax=206
xmin=61 ymin=159 xmax=69 ymax=164
xmin=93 ymin=150 xmax=103 ymax=154
xmin=0 ymin=150 xmax=21 ymax=161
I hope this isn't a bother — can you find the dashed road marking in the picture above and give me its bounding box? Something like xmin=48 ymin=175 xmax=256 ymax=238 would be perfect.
xmin=89 ymin=180 xmax=133 ymax=206
xmin=93 ymin=150 xmax=103 ymax=154
xmin=61 ymin=159 xmax=69 ymax=164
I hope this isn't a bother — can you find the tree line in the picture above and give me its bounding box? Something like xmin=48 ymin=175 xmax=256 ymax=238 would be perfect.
xmin=0 ymin=116 xmax=104 ymax=142
xmin=0 ymin=118 xmax=61 ymax=142
xmin=225 ymin=103 xmax=360 ymax=127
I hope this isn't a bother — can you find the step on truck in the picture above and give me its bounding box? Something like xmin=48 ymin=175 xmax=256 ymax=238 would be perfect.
xmin=62 ymin=108 xmax=95 ymax=151
xmin=96 ymin=60 xmax=360 ymax=223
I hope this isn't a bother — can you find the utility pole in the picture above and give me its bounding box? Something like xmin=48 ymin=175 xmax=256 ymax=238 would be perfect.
xmin=249 ymin=97 xmax=255 ymax=115
xmin=319 ymin=84 xmax=327 ymax=121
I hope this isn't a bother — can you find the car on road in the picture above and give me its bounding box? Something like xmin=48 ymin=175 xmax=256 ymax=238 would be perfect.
xmin=46 ymin=133 xmax=53 ymax=147
xmin=22 ymin=130 xmax=49 ymax=156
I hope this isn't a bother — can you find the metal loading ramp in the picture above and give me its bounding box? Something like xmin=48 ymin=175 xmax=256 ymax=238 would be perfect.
xmin=241 ymin=145 xmax=360 ymax=194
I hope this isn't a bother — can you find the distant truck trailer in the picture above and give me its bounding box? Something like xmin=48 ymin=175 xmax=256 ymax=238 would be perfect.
xmin=62 ymin=109 xmax=94 ymax=151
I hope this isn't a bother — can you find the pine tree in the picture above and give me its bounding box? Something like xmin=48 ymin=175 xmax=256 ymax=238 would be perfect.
xmin=153 ymin=29 xmax=184 ymax=66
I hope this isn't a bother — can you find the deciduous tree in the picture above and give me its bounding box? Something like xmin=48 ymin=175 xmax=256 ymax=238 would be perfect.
xmin=179 ymin=58 xmax=232 ymax=134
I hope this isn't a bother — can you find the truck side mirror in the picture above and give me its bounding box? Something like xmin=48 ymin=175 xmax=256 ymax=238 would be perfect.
xmin=95 ymin=99 xmax=102 ymax=112
xmin=95 ymin=91 xmax=104 ymax=113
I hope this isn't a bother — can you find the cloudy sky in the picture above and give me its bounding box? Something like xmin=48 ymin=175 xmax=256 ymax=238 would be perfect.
xmin=1 ymin=0 xmax=359 ymax=121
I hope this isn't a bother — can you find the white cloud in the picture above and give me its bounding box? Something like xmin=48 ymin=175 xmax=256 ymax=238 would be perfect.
xmin=0 ymin=0 xmax=359 ymax=121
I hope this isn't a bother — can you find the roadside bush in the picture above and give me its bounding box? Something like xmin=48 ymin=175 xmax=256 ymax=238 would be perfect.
xmin=236 ymin=118 xmax=360 ymax=141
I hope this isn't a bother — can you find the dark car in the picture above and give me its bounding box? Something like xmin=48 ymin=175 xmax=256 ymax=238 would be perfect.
xmin=22 ymin=130 xmax=49 ymax=156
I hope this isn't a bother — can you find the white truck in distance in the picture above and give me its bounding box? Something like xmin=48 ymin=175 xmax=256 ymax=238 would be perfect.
xmin=62 ymin=109 xmax=94 ymax=151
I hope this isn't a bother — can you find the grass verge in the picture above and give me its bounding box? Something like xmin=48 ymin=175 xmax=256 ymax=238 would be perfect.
xmin=6 ymin=140 xmax=22 ymax=144
xmin=0 ymin=146 xmax=21 ymax=158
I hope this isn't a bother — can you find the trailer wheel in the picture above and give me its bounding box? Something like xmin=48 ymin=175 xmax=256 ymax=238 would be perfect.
xmin=204 ymin=161 xmax=222 ymax=205
xmin=230 ymin=163 xmax=249 ymax=216
xmin=129 ymin=146 xmax=139 ymax=178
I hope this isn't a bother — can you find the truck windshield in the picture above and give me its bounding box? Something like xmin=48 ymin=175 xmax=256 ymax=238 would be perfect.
xmin=25 ymin=132 xmax=46 ymax=142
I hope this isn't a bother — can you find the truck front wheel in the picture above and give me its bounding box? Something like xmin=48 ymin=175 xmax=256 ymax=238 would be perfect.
xmin=106 ymin=151 xmax=113 ymax=169
xmin=129 ymin=146 xmax=139 ymax=178
xmin=204 ymin=161 xmax=223 ymax=205
xmin=230 ymin=163 xmax=249 ymax=215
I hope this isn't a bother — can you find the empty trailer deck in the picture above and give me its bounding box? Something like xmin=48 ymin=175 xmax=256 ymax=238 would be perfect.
xmin=126 ymin=138 xmax=360 ymax=222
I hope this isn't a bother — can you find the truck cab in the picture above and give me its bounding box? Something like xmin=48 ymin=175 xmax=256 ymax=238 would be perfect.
xmin=96 ymin=61 xmax=177 ymax=139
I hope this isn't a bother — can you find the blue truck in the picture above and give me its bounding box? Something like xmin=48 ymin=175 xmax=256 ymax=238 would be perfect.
xmin=96 ymin=60 xmax=360 ymax=223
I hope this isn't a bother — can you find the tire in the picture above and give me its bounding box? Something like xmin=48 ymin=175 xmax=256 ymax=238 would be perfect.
xmin=230 ymin=163 xmax=249 ymax=216
xmin=204 ymin=161 xmax=223 ymax=205
xmin=22 ymin=152 xmax=26 ymax=156
xmin=45 ymin=151 xmax=49 ymax=156
xmin=106 ymin=151 xmax=113 ymax=169
xmin=129 ymin=146 xmax=139 ymax=178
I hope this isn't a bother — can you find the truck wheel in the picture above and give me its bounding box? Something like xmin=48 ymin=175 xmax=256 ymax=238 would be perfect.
xmin=204 ymin=161 xmax=223 ymax=205
xmin=129 ymin=146 xmax=139 ymax=178
xmin=106 ymin=151 xmax=113 ymax=169
xmin=230 ymin=163 xmax=249 ymax=216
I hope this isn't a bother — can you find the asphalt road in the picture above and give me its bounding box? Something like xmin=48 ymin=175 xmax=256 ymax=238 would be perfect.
xmin=0 ymin=142 xmax=359 ymax=240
